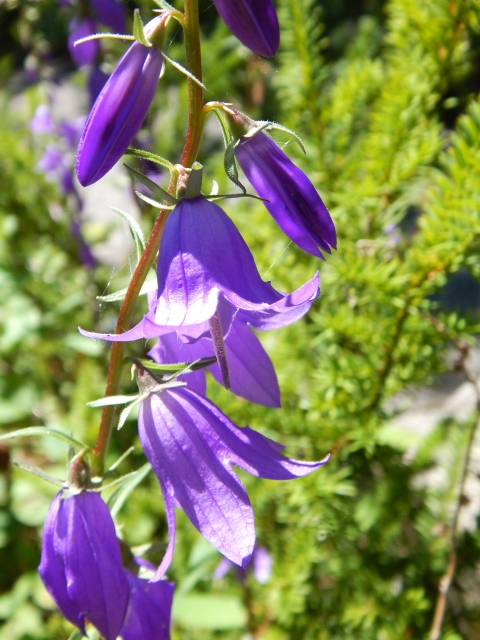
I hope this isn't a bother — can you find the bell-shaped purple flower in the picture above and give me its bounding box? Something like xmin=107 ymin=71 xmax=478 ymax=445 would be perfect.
xmin=39 ymin=491 xmax=129 ymax=640
xmin=80 ymin=197 xmax=319 ymax=341
xmin=235 ymin=132 xmax=337 ymax=259
xmin=212 ymin=0 xmax=279 ymax=57
xmin=139 ymin=386 xmax=329 ymax=578
xmin=148 ymin=297 xmax=314 ymax=408
xmin=76 ymin=39 xmax=163 ymax=186
xmin=121 ymin=573 xmax=174 ymax=640
xmin=68 ymin=17 xmax=99 ymax=66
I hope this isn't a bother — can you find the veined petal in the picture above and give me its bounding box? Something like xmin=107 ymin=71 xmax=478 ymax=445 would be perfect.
xmin=121 ymin=573 xmax=174 ymax=640
xmin=212 ymin=0 xmax=279 ymax=57
xmin=235 ymin=132 xmax=336 ymax=258
xmin=139 ymin=391 xmax=256 ymax=568
xmin=76 ymin=38 xmax=163 ymax=186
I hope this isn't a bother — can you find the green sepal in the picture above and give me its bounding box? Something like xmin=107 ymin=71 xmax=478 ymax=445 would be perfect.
xmin=108 ymin=462 xmax=152 ymax=517
xmin=153 ymin=0 xmax=177 ymax=10
xmin=161 ymin=51 xmax=206 ymax=90
xmin=124 ymin=164 xmax=178 ymax=204
xmin=133 ymin=9 xmax=152 ymax=47
xmin=135 ymin=191 xmax=177 ymax=210
xmin=224 ymin=140 xmax=246 ymax=193
xmin=246 ymin=121 xmax=306 ymax=154
xmin=96 ymin=278 xmax=157 ymax=303
xmin=125 ymin=148 xmax=175 ymax=173
xmin=136 ymin=356 xmax=217 ymax=374
xmin=185 ymin=163 xmax=203 ymax=199
xmin=0 ymin=426 xmax=88 ymax=450
xmin=74 ymin=33 xmax=135 ymax=46
xmin=86 ymin=394 xmax=140 ymax=408
xmin=12 ymin=459 xmax=65 ymax=487
xmin=110 ymin=206 xmax=145 ymax=263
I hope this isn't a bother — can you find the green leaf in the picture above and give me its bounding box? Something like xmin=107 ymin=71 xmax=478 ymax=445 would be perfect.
xmin=133 ymin=9 xmax=151 ymax=47
xmin=12 ymin=460 xmax=64 ymax=487
xmin=108 ymin=462 xmax=152 ymax=517
xmin=153 ymin=0 xmax=176 ymax=10
xmin=172 ymin=593 xmax=247 ymax=630
xmin=224 ymin=140 xmax=246 ymax=193
xmin=135 ymin=191 xmax=176 ymax=210
xmin=124 ymin=165 xmax=178 ymax=204
xmin=161 ymin=50 xmax=206 ymax=90
xmin=0 ymin=427 xmax=88 ymax=450
xmin=117 ymin=397 xmax=143 ymax=430
xmin=136 ymin=356 xmax=217 ymax=374
xmin=109 ymin=206 xmax=145 ymax=263
xmin=125 ymin=148 xmax=174 ymax=172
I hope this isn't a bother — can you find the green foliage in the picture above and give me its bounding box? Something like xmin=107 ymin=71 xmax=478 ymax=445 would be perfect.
xmin=2 ymin=0 xmax=480 ymax=638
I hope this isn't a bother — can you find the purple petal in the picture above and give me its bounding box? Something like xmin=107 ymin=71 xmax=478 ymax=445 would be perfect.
xmin=252 ymin=546 xmax=272 ymax=584
xmin=68 ymin=18 xmax=99 ymax=66
xmin=91 ymin=0 xmax=126 ymax=33
xmin=36 ymin=144 xmax=64 ymax=175
xmin=151 ymin=486 xmax=177 ymax=581
xmin=121 ymin=573 xmax=173 ymax=640
xmin=139 ymin=390 xmax=256 ymax=568
xmin=212 ymin=0 xmax=279 ymax=57
xmin=29 ymin=105 xmax=54 ymax=135
xmin=88 ymin=65 xmax=110 ymax=104
xmin=235 ymin=132 xmax=337 ymax=258
xmin=76 ymin=39 xmax=163 ymax=186
xmin=212 ymin=557 xmax=233 ymax=580
xmin=39 ymin=492 xmax=129 ymax=640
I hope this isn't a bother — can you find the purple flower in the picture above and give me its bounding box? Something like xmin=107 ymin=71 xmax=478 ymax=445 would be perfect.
xmin=148 ymin=298 xmax=314 ymax=407
xmin=91 ymin=0 xmax=126 ymax=34
xmin=68 ymin=17 xmax=99 ymax=66
xmin=80 ymin=197 xmax=319 ymax=341
xmin=212 ymin=0 xmax=279 ymax=57
xmin=121 ymin=573 xmax=174 ymax=640
xmin=76 ymin=39 xmax=163 ymax=186
xmin=235 ymin=132 xmax=337 ymax=259
xmin=139 ymin=386 xmax=329 ymax=578
xmin=213 ymin=545 xmax=272 ymax=583
xmin=29 ymin=105 xmax=54 ymax=135
xmin=39 ymin=491 xmax=129 ymax=640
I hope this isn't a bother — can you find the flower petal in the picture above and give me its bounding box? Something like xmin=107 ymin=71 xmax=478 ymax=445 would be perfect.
xmin=91 ymin=0 xmax=125 ymax=33
xmin=121 ymin=573 xmax=174 ymax=640
xmin=68 ymin=18 xmax=99 ymax=67
xmin=212 ymin=0 xmax=279 ymax=57
xmin=235 ymin=132 xmax=336 ymax=258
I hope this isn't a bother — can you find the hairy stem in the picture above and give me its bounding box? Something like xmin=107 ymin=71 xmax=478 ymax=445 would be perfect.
xmin=92 ymin=0 xmax=204 ymax=476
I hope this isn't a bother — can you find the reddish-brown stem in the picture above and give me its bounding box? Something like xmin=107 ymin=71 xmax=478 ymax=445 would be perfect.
xmin=91 ymin=0 xmax=205 ymax=476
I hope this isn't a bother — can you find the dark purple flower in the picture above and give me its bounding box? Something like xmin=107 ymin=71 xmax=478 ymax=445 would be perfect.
xmin=139 ymin=386 xmax=329 ymax=578
xmin=76 ymin=39 xmax=163 ymax=186
xmin=68 ymin=17 xmax=99 ymax=66
xmin=235 ymin=132 xmax=337 ymax=259
xmin=91 ymin=0 xmax=126 ymax=34
xmin=80 ymin=198 xmax=319 ymax=341
xmin=212 ymin=0 xmax=279 ymax=57
xmin=39 ymin=491 xmax=129 ymax=640
xmin=121 ymin=573 xmax=173 ymax=640
xmin=148 ymin=296 xmax=314 ymax=407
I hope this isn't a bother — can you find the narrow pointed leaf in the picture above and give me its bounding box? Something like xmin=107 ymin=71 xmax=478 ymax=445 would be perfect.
xmin=153 ymin=0 xmax=176 ymax=10
xmin=12 ymin=460 xmax=65 ymax=487
xmin=135 ymin=191 xmax=176 ymax=210
xmin=96 ymin=278 xmax=157 ymax=303
xmin=161 ymin=50 xmax=206 ymax=89
xmin=87 ymin=394 xmax=140 ymax=408
xmin=74 ymin=33 xmax=135 ymax=46
xmin=118 ymin=397 xmax=144 ymax=430
xmin=0 ymin=427 xmax=88 ymax=449
xmin=125 ymin=164 xmax=178 ymax=204
xmin=108 ymin=462 xmax=152 ymax=517
xmin=125 ymin=148 xmax=174 ymax=171
xmin=224 ymin=140 xmax=246 ymax=193
xmin=110 ymin=206 xmax=145 ymax=262
xmin=137 ymin=356 xmax=217 ymax=374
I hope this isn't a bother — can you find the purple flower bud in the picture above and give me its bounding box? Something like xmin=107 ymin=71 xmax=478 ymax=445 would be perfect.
xmin=91 ymin=0 xmax=126 ymax=34
xmin=121 ymin=573 xmax=174 ymax=640
xmin=39 ymin=491 xmax=129 ymax=640
xmin=235 ymin=132 xmax=337 ymax=258
xmin=212 ymin=0 xmax=279 ymax=57
xmin=76 ymin=40 xmax=163 ymax=186
xmin=68 ymin=17 xmax=99 ymax=66
xmin=29 ymin=105 xmax=54 ymax=135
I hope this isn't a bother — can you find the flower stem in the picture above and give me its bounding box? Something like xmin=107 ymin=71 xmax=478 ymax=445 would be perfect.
xmin=91 ymin=0 xmax=205 ymax=477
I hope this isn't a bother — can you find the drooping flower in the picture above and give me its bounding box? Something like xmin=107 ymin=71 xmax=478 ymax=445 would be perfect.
xmin=138 ymin=385 xmax=329 ymax=578
xmin=148 ymin=298 xmax=315 ymax=407
xmin=39 ymin=490 xmax=129 ymax=640
xmin=80 ymin=197 xmax=319 ymax=342
xmin=68 ymin=17 xmax=99 ymax=66
xmin=121 ymin=572 xmax=174 ymax=640
xmin=212 ymin=0 xmax=279 ymax=57
xmin=235 ymin=131 xmax=337 ymax=259
xmin=76 ymin=38 xmax=164 ymax=186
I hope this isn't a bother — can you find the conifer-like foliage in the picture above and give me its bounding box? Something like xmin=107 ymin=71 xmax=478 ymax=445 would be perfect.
xmin=1 ymin=0 xmax=480 ymax=638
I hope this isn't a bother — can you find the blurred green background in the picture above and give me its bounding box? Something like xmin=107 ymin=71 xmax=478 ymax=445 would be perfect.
xmin=2 ymin=0 xmax=480 ymax=638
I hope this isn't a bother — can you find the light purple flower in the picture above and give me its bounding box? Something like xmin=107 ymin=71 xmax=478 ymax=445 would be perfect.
xmin=76 ymin=39 xmax=163 ymax=186
xmin=212 ymin=0 xmax=279 ymax=57
xmin=68 ymin=17 xmax=99 ymax=66
xmin=138 ymin=386 xmax=329 ymax=578
xmin=235 ymin=132 xmax=337 ymax=259
xmin=80 ymin=197 xmax=319 ymax=342
xmin=148 ymin=297 xmax=314 ymax=407
xmin=29 ymin=105 xmax=54 ymax=135
xmin=121 ymin=573 xmax=174 ymax=640
xmin=37 ymin=144 xmax=64 ymax=178
xmin=213 ymin=545 xmax=272 ymax=583
xmin=39 ymin=491 xmax=129 ymax=640
xmin=91 ymin=0 xmax=125 ymax=34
